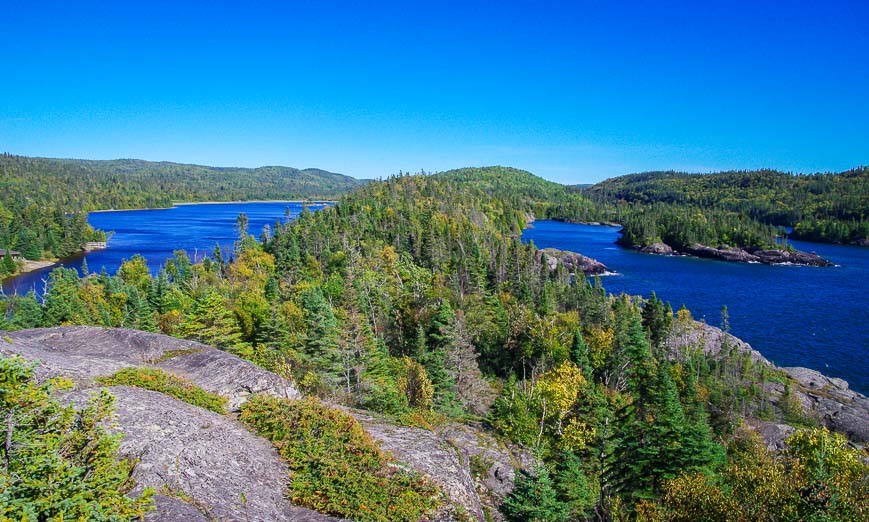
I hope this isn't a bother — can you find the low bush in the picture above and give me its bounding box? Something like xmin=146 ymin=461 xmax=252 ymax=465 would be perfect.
xmin=98 ymin=367 xmax=227 ymax=414
xmin=240 ymin=395 xmax=442 ymax=521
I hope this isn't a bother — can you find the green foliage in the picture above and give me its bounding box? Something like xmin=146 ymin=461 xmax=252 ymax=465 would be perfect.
xmin=642 ymin=428 xmax=869 ymax=521
xmin=97 ymin=367 xmax=228 ymax=414
xmin=502 ymin=465 xmax=569 ymax=522
xmin=0 ymin=356 xmax=154 ymax=519
xmin=584 ymin=167 xmax=869 ymax=246
xmin=239 ymin=395 xmax=441 ymax=521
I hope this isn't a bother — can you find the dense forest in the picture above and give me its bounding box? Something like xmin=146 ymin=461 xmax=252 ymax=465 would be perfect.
xmin=2 ymin=167 xmax=866 ymax=521
xmin=0 ymin=154 xmax=363 ymax=274
xmin=583 ymin=168 xmax=869 ymax=246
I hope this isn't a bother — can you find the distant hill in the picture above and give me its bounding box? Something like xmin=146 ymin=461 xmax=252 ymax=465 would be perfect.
xmin=0 ymin=153 xmax=365 ymax=264
xmin=0 ymin=154 xmax=364 ymax=211
xmin=583 ymin=168 xmax=869 ymax=244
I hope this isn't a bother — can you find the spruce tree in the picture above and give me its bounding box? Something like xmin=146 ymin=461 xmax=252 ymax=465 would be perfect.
xmin=177 ymin=290 xmax=246 ymax=351
xmin=502 ymin=465 xmax=569 ymax=522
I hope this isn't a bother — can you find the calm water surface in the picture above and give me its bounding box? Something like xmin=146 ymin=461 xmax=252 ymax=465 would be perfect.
xmin=2 ymin=201 xmax=328 ymax=295
xmin=523 ymin=220 xmax=868 ymax=394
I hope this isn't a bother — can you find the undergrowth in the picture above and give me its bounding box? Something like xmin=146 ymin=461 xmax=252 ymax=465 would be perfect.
xmin=98 ymin=367 xmax=227 ymax=414
xmin=240 ymin=395 xmax=443 ymax=521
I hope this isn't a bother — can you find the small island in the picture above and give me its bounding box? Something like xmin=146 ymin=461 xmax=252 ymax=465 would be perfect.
xmin=630 ymin=240 xmax=833 ymax=266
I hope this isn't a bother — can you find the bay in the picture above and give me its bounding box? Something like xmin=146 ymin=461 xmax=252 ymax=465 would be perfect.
xmin=522 ymin=220 xmax=869 ymax=394
xmin=2 ymin=201 xmax=328 ymax=295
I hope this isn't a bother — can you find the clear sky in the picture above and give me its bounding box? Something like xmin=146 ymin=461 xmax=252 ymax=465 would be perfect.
xmin=2 ymin=1 xmax=867 ymax=183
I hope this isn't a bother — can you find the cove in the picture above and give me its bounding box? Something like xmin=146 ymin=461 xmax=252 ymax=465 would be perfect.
xmin=523 ymin=220 xmax=869 ymax=395
xmin=2 ymin=201 xmax=329 ymax=297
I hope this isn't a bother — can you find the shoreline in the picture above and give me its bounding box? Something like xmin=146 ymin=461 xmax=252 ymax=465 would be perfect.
xmin=90 ymin=199 xmax=335 ymax=213
xmin=1 ymin=259 xmax=59 ymax=286
xmin=2 ymin=245 xmax=109 ymax=287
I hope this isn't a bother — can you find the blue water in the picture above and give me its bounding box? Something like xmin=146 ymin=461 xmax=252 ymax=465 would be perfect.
xmin=2 ymin=201 xmax=328 ymax=296
xmin=523 ymin=220 xmax=869 ymax=395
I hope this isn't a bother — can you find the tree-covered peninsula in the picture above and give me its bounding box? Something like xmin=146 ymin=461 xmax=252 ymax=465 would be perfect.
xmin=583 ymin=167 xmax=869 ymax=247
xmin=2 ymin=167 xmax=866 ymax=521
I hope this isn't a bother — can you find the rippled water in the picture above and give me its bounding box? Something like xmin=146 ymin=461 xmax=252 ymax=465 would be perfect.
xmin=2 ymin=201 xmax=327 ymax=295
xmin=523 ymin=220 xmax=869 ymax=394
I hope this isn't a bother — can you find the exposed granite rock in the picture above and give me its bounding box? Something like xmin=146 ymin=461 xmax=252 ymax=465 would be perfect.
xmin=685 ymin=244 xmax=761 ymax=263
xmin=639 ymin=242 xmax=674 ymax=255
xmin=2 ymin=326 xmax=523 ymax=521
xmin=746 ymin=247 xmax=834 ymax=267
xmin=342 ymin=412 xmax=535 ymax=522
xmin=683 ymin=243 xmax=833 ymax=266
xmin=4 ymin=326 xmax=301 ymax=410
xmin=781 ymin=367 xmax=869 ymax=443
xmin=539 ymin=247 xmax=613 ymax=276
xmin=666 ymin=319 xmax=771 ymax=366
xmin=665 ymin=320 xmax=869 ymax=444
xmin=626 ymin=239 xmax=833 ymax=267
xmin=61 ymin=386 xmax=341 ymax=522
xmin=436 ymin=423 xmax=535 ymax=520
xmin=745 ymin=419 xmax=798 ymax=452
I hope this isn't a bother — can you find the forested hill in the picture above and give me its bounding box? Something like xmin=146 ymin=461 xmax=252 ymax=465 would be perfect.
xmin=0 ymin=153 xmax=363 ymax=269
xmin=583 ymin=167 xmax=869 ymax=245
xmin=0 ymin=154 xmax=363 ymax=210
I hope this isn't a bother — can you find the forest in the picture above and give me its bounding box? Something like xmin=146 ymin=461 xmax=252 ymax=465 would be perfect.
xmin=2 ymin=166 xmax=866 ymax=521
xmin=0 ymin=154 xmax=363 ymax=274
xmin=582 ymin=168 xmax=869 ymax=246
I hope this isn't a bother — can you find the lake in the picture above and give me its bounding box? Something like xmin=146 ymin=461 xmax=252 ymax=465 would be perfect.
xmin=2 ymin=201 xmax=329 ymax=295
xmin=523 ymin=220 xmax=869 ymax=394
xmin=3 ymin=205 xmax=866 ymax=395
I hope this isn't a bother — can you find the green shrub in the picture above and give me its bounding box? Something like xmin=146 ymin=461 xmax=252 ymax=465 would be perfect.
xmin=0 ymin=356 xmax=154 ymax=519
xmin=98 ymin=367 xmax=227 ymax=414
xmin=240 ymin=395 xmax=442 ymax=521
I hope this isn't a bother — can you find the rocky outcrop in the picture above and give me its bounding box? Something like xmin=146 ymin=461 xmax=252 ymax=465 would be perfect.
xmin=625 ymin=239 xmax=834 ymax=266
xmin=5 ymin=326 xmax=301 ymax=410
xmin=1 ymin=326 xmax=523 ymax=521
xmin=63 ymin=386 xmax=340 ymax=522
xmin=678 ymin=243 xmax=832 ymax=266
xmin=746 ymin=247 xmax=833 ymax=266
xmin=539 ymin=247 xmax=613 ymax=276
xmin=639 ymin=242 xmax=673 ymax=255
xmin=666 ymin=319 xmax=771 ymax=366
xmin=666 ymin=320 xmax=869 ymax=445
xmin=781 ymin=367 xmax=869 ymax=443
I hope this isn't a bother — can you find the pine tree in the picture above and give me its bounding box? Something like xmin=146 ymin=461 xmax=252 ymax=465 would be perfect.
xmin=301 ymin=286 xmax=341 ymax=384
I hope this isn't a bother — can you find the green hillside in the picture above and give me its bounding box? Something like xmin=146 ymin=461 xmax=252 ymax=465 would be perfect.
xmin=584 ymin=168 xmax=869 ymax=245
xmin=0 ymin=154 xmax=363 ymax=269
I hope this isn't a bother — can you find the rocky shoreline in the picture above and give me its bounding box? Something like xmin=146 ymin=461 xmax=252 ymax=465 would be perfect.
xmin=634 ymin=241 xmax=833 ymax=267
xmin=538 ymin=247 xmax=614 ymax=276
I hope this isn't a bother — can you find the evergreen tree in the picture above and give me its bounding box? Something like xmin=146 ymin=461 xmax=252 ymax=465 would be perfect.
xmin=177 ymin=290 xmax=246 ymax=350
xmin=2 ymin=250 xmax=16 ymax=275
xmin=502 ymin=465 xmax=569 ymax=522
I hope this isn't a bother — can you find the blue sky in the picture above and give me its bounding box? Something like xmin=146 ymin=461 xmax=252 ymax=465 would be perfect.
xmin=2 ymin=1 xmax=867 ymax=183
